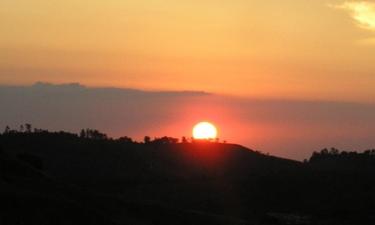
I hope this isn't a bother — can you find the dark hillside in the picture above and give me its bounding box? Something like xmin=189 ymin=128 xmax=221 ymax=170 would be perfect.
xmin=1 ymin=131 xmax=375 ymax=224
xmin=0 ymin=132 xmax=301 ymax=184
xmin=0 ymin=151 xmax=117 ymax=225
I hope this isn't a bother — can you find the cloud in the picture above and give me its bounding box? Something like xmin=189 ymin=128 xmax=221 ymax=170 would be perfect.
xmin=334 ymin=1 xmax=375 ymax=31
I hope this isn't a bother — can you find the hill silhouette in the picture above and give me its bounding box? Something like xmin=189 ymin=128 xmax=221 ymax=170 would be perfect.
xmin=1 ymin=127 xmax=375 ymax=225
xmin=3 ymin=82 xmax=375 ymax=160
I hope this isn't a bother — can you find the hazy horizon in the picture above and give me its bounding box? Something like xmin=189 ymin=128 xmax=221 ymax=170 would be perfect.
xmin=1 ymin=82 xmax=375 ymax=160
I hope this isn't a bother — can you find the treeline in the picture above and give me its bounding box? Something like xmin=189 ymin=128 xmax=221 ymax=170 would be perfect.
xmin=2 ymin=124 xmax=375 ymax=163
xmin=305 ymin=147 xmax=375 ymax=172
xmin=1 ymin=124 xmax=220 ymax=145
xmin=309 ymin=147 xmax=375 ymax=162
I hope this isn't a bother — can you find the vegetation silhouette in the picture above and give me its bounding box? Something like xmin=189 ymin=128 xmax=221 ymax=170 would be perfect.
xmin=1 ymin=124 xmax=375 ymax=225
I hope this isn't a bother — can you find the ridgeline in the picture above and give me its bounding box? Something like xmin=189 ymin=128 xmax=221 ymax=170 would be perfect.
xmin=1 ymin=126 xmax=375 ymax=225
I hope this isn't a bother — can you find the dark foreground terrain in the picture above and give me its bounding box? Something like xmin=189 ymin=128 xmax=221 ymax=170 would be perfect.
xmin=1 ymin=129 xmax=375 ymax=225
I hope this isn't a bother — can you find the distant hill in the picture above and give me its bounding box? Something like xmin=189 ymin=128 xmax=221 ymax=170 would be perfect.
xmin=1 ymin=130 xmax=375 ymax=225
xmin=0 ymin=131 xmax=301 ymax=187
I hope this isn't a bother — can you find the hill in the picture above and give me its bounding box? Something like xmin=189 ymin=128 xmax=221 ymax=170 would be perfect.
xmin=1 ymin=130 xmax=375 ymax=225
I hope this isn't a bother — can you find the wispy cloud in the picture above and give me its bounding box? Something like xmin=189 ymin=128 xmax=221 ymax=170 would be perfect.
xmin=333 ymin=1 xmax=375 ymax=31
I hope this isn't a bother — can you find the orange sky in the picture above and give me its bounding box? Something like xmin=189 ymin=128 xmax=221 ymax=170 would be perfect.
xmin=1 ymin=0 xmax=375 ymax=102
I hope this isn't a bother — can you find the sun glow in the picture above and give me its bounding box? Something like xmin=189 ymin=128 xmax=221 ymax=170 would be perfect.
xmin=192 ymin=122 xmax=218 ymax=140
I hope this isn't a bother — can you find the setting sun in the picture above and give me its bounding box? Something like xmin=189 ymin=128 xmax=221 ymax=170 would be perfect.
xmin=192 ymin=122 xmax=218 ymax=140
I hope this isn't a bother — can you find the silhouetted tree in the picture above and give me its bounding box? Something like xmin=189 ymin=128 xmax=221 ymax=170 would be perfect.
xmin=181 ymin=136 xmax=188 ymax=143
xmin=33 ymin=128 xmax=48 ymax=133
xmin=118 ymin=136 xmax=133 ymax=143
xmin=330 ymin=147 xmax=339 ymax=155
xmin=25 ymin=123 xmax=32 ymax=133
xmin=321 ymin=148 xmax=329 ymax=155
xmin=152 ymin=136 xmax=178 ymax=145
xmin=84 ymin=129 xmax=107 ymax=140
xmin=364 ymin=149 xmax=375 ymax=156
xmin=144 ymin=136 xmax=151 ymax=144
xmin=80 ymin=129 xmax=86 ymax=138
xmin=3 ymin=126 xmax=10 ymax=134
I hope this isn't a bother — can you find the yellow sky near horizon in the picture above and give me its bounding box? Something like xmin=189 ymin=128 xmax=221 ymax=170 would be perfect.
xmin=1 ymin=0 xmax=375 ymax=102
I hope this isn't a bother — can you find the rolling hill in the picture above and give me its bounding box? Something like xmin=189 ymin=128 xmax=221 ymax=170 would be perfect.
xmin=1 ymin=131 xmax=375 ymax=225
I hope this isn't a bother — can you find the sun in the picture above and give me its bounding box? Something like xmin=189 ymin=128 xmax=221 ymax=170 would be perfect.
xmin=192 ymin=122 xmax=218 ymax=140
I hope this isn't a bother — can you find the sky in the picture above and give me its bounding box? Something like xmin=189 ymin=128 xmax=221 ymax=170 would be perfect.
xmin=1 ymin=1 xmax=375 ymax=159
xmin=1 ymin=0 xmax=375 ymax=101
